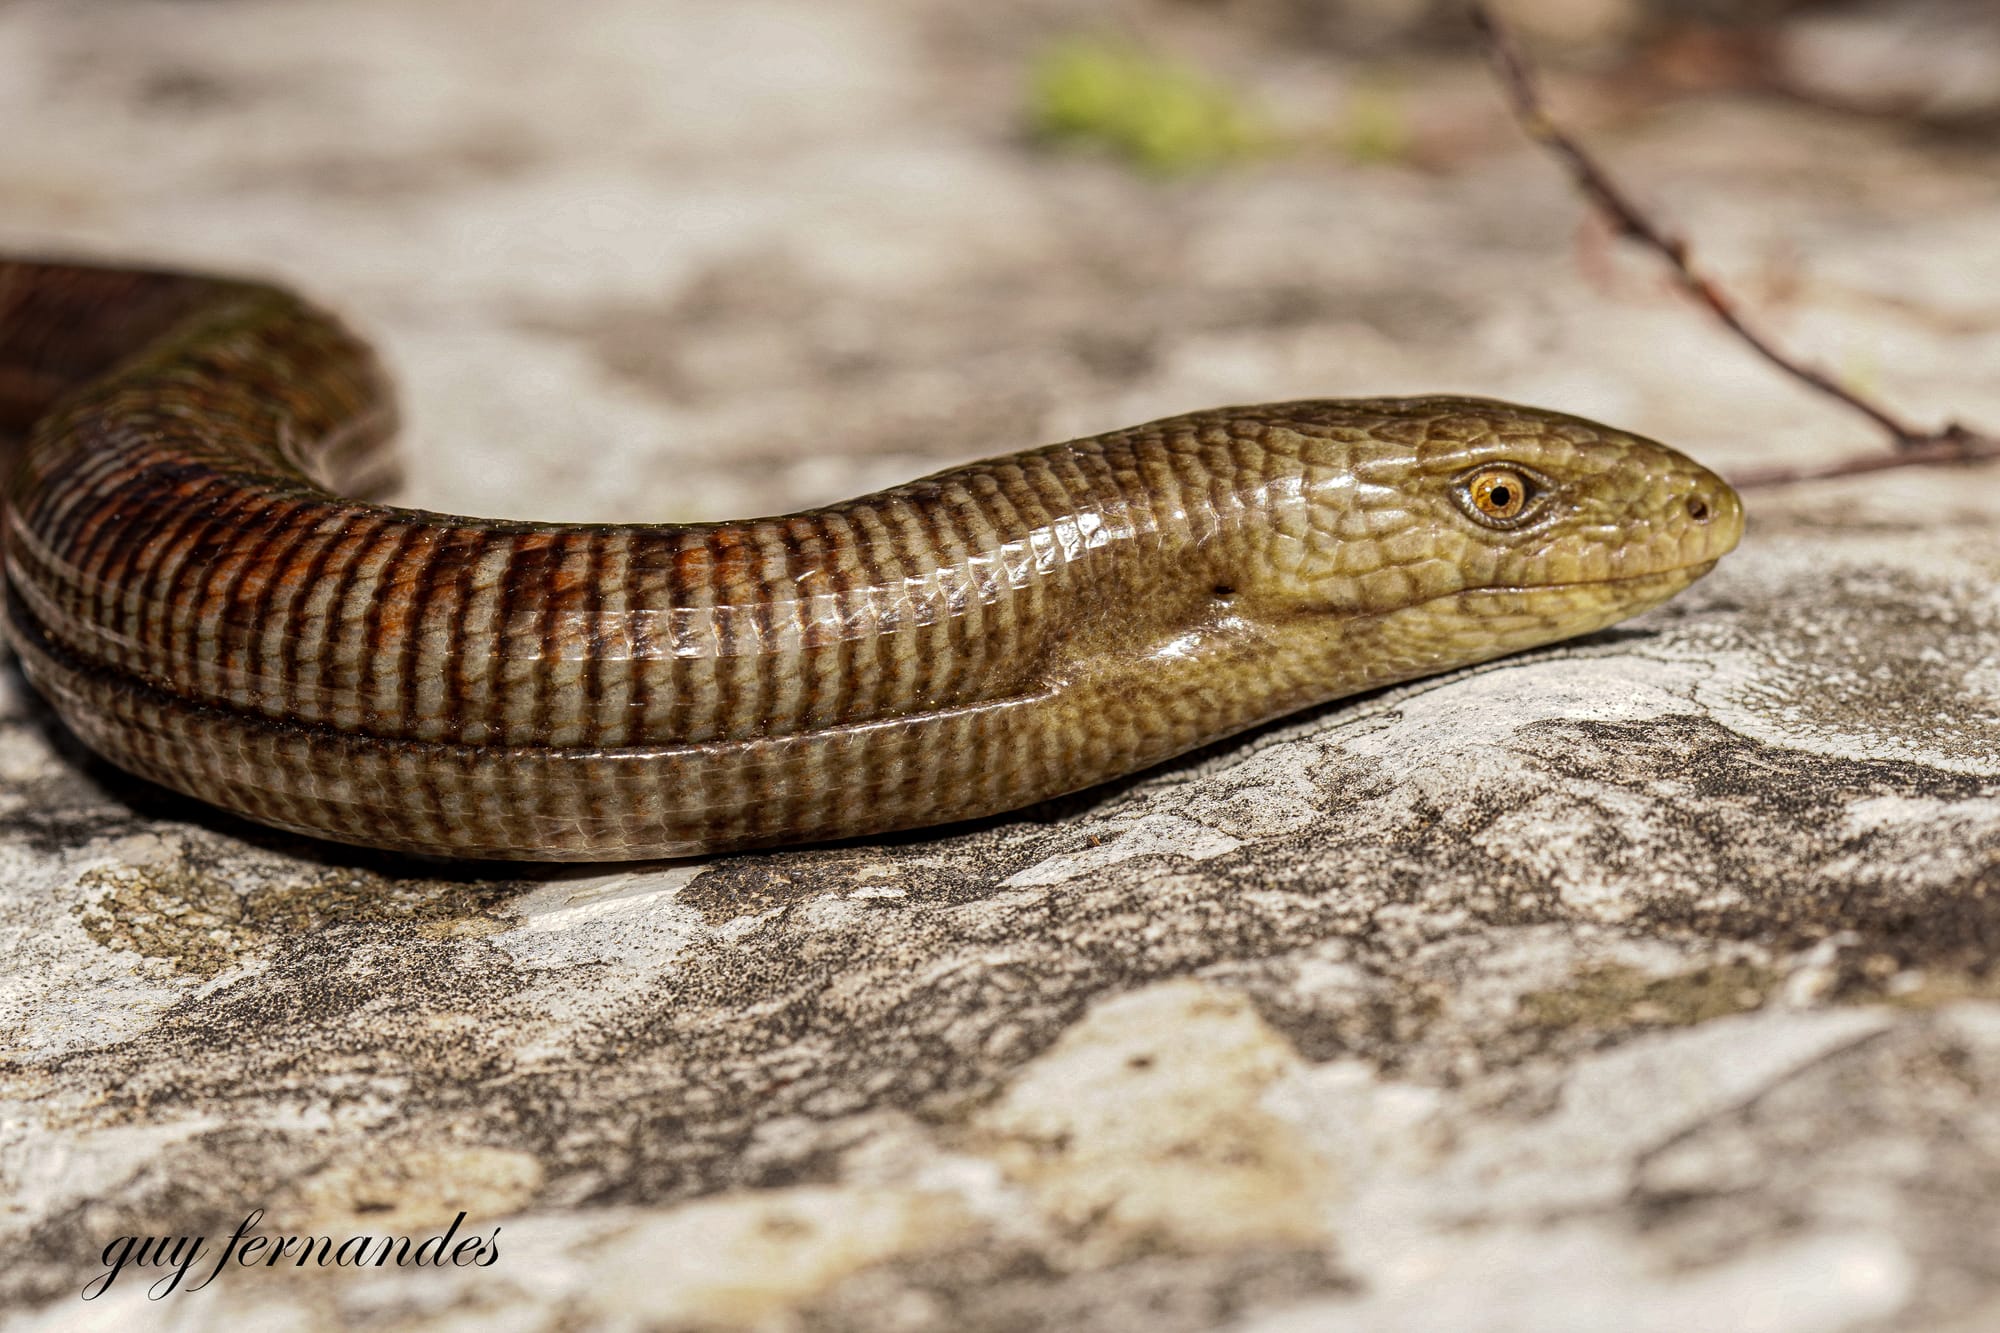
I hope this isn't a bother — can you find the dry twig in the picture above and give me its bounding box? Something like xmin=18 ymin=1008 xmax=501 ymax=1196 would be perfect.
xmin=1470 ymin=2 xmax=2000 ymax=488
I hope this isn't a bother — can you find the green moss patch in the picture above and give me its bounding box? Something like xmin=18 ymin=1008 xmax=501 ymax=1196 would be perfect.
xmin=75 ymin=858 xmax=513 ymax=977
xmin=1027 ymin=37 xmax=1271 ymax=176
xmin=1519 ymin=961 xmax=1777 ymax=1036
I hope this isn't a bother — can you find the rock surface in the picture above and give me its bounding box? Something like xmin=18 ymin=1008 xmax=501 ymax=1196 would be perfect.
xmin=2 ymin=1 xmax=1998 ymax=1329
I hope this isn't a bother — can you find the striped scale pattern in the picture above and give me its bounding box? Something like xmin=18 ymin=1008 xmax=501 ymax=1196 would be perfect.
xmin=0 ymin=258 xmax=1742 ymax=859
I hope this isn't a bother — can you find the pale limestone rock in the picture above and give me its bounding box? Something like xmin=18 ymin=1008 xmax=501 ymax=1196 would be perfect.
xmin=971 ymin=981 xmax=1332 ymax=1263
xmin=1 ymin=1 xmax=1997 ymax=1330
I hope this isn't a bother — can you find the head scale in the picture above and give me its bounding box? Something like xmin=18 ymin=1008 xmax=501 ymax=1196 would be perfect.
xmin=1224 ymin=396 xmax=1742 ymax=682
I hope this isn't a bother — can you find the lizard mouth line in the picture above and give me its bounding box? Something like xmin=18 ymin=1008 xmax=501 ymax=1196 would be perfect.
xmin=1464 ymin=561 xmax=1718 ymax=598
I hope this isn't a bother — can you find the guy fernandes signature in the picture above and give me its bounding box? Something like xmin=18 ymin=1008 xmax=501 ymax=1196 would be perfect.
xmin=84 ymin=1208 xmax=501 ymax=1299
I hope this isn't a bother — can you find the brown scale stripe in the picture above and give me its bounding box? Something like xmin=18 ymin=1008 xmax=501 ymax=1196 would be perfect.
xmin=0 ymin=256 xmax=1742 ymax=860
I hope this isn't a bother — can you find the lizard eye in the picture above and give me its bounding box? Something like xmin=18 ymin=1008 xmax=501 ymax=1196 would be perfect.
xmin=1459 ymin=467 xmax=1543 ymax=527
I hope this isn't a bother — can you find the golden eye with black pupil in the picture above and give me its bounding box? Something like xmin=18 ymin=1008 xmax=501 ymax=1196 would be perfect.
xmin=1465 ymin=468 xmax=1532 ymax=525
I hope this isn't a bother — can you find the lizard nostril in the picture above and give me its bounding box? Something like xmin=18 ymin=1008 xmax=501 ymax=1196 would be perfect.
xmin=1687 ymin=496 xmax=1711 ymax=524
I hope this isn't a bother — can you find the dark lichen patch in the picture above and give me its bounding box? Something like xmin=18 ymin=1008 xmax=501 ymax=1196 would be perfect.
xmin=1132 ymin=712 xmax=1999 ymax=1073
xmin=2 ymin=2 xmax=1996 ymax=1323
xmin=1499 ymin=715 xmax=1998 ymax=954
xmin=73 ymin=861 xmax=249 ymax=977
xmin=1530 ymin=719 xmax=2000 ymax=978
xmin=1849 ymin=965 xmax=2000 ymax=1010
xmin=317 ymin=709 xmax=1991 ymax=1208
xmin=681 ymin=856 xmax=879 ymax=924
xmin=1627 ymin=1016 xmax=2000 ymax=1315
xmin=805 ymin=1241 xmax=1353 ymax=1333
xmin=3 ymin=912 xmax=540 ymax=1287
xmin=679 ymin=815 xmax=1114 ymax=925
xmin=1517 ymin=962 xmax=1776 ymax=1038
xmin=1199 ymin=946 xmax=1446 ymax=1066
xmin=1694 ymin=860 xmax=2000 ymax=1001
xmin=0 ymin=1125 xmax=334 ymax=1311
xmin=13 ymin=685 xmax=2000 ymax=1305
xmin=1695 ymin=564 xmax=2000 ymax=770
xmin=74 ymin=854 xmax=520 ymax=978
xmin=0 ymin=667 xmax=187 ymax=858
xmin=1251 ymin=978 xmax=1446 ymax=1068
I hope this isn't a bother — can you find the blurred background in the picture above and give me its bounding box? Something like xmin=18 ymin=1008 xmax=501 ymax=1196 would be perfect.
xmin=5 ymin=8 xmax=2000 ymax=1327
xmin=3 ymin=0 xmax=1996 ymax=523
